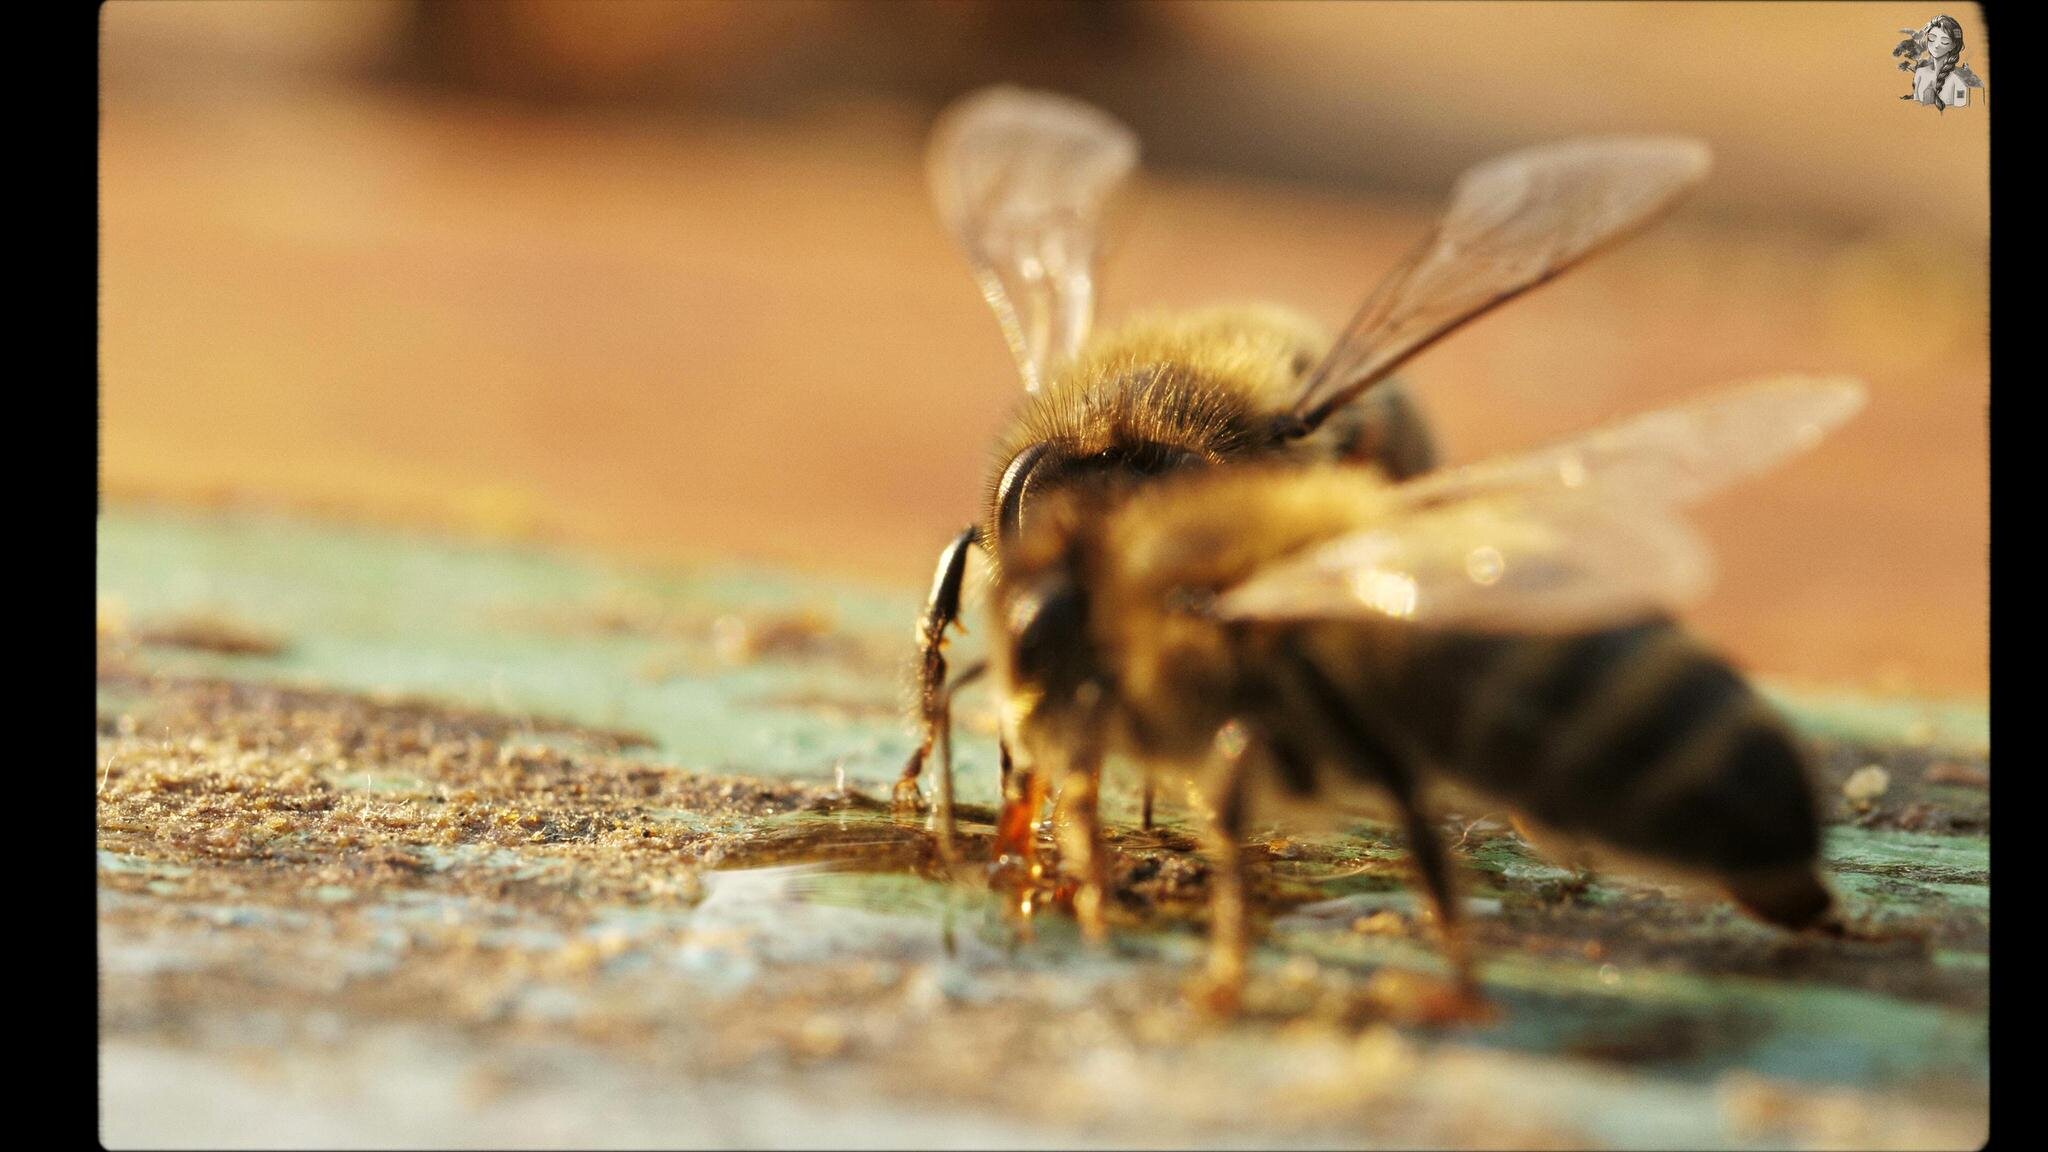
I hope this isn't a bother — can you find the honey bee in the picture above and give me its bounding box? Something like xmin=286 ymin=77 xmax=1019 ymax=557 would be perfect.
xmin=992 ymin=377 xmax=1863 ymax=1005
xmin=898 ymin=86 xmax=1718 ymax=864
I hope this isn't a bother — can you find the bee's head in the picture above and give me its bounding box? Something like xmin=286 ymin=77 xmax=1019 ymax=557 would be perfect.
xmin=992 ymin=439 xmax=1207 ymax=553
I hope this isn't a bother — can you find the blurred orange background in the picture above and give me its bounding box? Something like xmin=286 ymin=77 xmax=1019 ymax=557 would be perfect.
xmin=99 ymin=2 xmax=1988 ymax=697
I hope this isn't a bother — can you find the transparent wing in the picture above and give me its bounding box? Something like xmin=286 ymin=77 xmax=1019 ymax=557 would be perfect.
xmin=1288 ymin=137 xmax=1712 ymax=432
xmin=1217 ymin=375 xmax=1866 ymax=634
xmin=1213 ymin=493 xmax=1710 ymax=634
xmin=928 ymin=86 xmax=1140 ymax=393
xmin=1389 ymin=376 xmax=1866 ymax=513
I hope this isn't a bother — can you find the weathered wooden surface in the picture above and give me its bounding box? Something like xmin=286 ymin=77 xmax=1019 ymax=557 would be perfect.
xmin=97 ymin=510 xmax=1988 ymax=1148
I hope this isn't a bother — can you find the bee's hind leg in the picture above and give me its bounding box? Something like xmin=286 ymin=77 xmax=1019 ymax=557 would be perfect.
xmin=1389 ymin=783 xmax=1475 ymax=993
xmin=1282 ymin=644 xmax=1489 ymax=1010
xmin=1361 ymin=758 xmax=1496 ymax=1021
xmin=897 ymin=526 xmax=978 ymax=813
xmin=1371 ymin=786 xmax=1500 ymax=1025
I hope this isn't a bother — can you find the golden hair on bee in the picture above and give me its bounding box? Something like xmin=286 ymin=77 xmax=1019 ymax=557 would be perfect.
xmin=988 ymin=308 xmax=1329 ymax=467
xmin=1099 ymin=461 xmax=1401 ymax=591
xmin=990 ymin=377 xmax=1864 ymax=1008
xmin=895 ymin=87 xmax=1792 ymax=1013
xmin=979 ymin=308 xmax=1349 ymax=578
xmin=901 ymin=89 xmax=1714 ymax=831
xmin=992 ymin=462 xmax=1407 ymax=779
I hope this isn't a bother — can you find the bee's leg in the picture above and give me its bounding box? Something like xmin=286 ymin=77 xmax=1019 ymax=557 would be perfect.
xmin=1190 ymin=725 xmax=1254 ymax=1015
xmin=992 ymin=761 xmax=1045 ymax=866
xmin=1280 ymin=644 xmax=1480 ymax=997
xmin=1506 ymin=811 xmax=1539 ymax=848
xmin=1726 ymin=865 xmax=1836 ymax=932
xmin=1508 ymin=812 xmax=1596 ymax=895
xmin=930 ymin=660 xmax=987 ymax=870
xmin=991 ymin=761 xmax=1049 ymax=930
xmin=1386 ymin=783 xmax=1474 ymax=993
xmin=1140 ymin=776 xmax=1155 ymax=832
xmin=897 ymin=526 xmax=978 ymax=814
xmin=1052 ymin=756 xmax=1110 ymax=943
xmin=1329 ymin=727 xmax=1473 ymax=987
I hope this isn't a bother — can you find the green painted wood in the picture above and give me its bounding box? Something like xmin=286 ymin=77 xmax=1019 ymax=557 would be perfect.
xmin=96 ymin=509 xmax=1989 ymax=1148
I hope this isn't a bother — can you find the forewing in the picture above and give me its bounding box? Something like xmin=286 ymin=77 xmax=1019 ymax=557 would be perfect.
xmin=1213 ymin=494 xmax=1710 ymax=635
xmin=928 ymin=86 xmax=1139 ymax=392
xmin=1289 ymin=137 xmax=1712 ymax=430
xmin=1389 ymin=376 xmax=1866 ymax=513
xmin=1218 ymin=375 xmax=1864 ymax=634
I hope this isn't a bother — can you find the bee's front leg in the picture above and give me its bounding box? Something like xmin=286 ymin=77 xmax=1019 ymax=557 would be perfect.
xmin=898 ymin=526 xmax=978 ymax=814
xmin=930 ymin=660 xmax=987 ymax=870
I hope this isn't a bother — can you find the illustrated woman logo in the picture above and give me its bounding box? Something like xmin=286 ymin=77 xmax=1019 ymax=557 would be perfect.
xmin=1894 ymin=15 xmax=1982 ymax=111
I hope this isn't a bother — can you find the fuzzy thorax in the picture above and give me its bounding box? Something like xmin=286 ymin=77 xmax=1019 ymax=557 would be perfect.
xmin=978 ymin=307 xmax=1333 ymax=553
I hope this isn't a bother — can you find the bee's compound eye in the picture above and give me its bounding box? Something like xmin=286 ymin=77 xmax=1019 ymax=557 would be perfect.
xmin=996 ymin=443 xmax=1058 ymax=544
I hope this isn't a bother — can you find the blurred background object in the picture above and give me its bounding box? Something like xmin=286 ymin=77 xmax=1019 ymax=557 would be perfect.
xmin=99 ymin=1 xmax=1988 ymax=696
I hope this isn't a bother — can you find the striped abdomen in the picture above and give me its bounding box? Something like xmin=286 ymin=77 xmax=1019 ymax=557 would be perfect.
xmin=1276 ymin=620 xmax=1829 ymax=925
